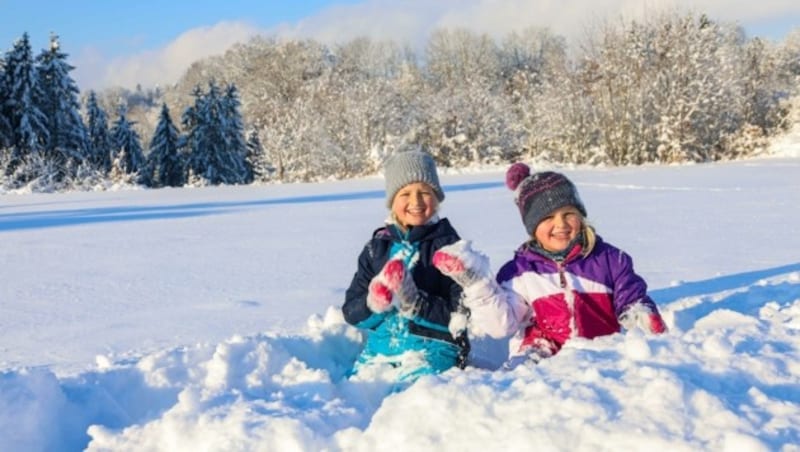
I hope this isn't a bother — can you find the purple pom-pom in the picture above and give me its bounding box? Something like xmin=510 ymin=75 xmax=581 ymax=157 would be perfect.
xmin=506 ymin=162 xmax=530 ymax=190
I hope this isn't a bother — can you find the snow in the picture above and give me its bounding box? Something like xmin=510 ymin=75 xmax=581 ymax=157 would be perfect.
xmin=2 ymin=150 xmax=800 ymax=450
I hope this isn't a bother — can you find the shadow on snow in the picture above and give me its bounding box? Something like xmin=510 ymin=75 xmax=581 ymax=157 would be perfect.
xmin=0 ymin=182 xmax=503 ymax=232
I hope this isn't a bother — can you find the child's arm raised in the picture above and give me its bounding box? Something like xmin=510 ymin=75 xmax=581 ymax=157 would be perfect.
xmin=434 ymin=240 xmax=528 ymax=338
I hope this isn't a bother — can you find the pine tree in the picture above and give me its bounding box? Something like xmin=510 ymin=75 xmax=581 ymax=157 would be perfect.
xmin=146 ymin=103 xmax=184 ymax=187
xmin=0 ymin=112 xmax=9 ymax=153
xmin=84 ymin=91 xmax=113 ymax=173
xmin=181 ymin=85 xmax=207 ymax=183
xmin=110 ymin=106 xmax=144 ymax=180
xmin=0 ymin=53 xmax=12 ymax=149
xmin=222 ymin=84 xmax=251 ymax=183
xmin=245 ymin=129 xmax=270 ymax=182
xmin=183 ymin=81 xmax=247 ymax=185
xmin=0 ymin=33 xmax=49 ymax=177
xmin=35 ymin=33 xmax=87 ymax=178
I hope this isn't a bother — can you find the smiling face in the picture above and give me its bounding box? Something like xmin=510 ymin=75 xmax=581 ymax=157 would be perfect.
xmin=534 ymin=205 xmax=583 ymax=252
xmin=391 ymin=182 xmax=438 ymax=229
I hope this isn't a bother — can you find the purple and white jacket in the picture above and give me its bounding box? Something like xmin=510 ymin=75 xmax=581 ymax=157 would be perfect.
xmin=464 ymin=235 xmax=662 ymax=360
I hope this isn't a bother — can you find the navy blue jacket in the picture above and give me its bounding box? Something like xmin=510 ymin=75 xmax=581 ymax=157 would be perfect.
xmin=343 ymin=218 xmax=469 ymax=366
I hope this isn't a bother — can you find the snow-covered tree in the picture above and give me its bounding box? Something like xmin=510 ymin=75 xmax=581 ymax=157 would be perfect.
xmin=145 ymin=103 xmax=184 ymax=188
xmin=738 ymin=37 xmax=785 ymax=132
xmin=528 ymin=11 xmax=782 ymax=165
xmin=778 ymin=28 xmax=800 ymax=81
xmin=0 ymin=53 xmax=11 ymax=149
xmin=182 ymin=81 xmax=247 ymax=185
xmin=496 ymin=28 xmax=568 ymax=161
xmin=422 ymin=81 xmax=522 ymax=167
xmin=0 ymin=33 xmax=49 ymax=177
xmin=425 ymin=28 xmax=500 ymax=90
xmin=221 ymin=84 xmax=250 ymax=182
xmin=84 ymin=90 xmax=113 ymax=173
xmin=35 ymin=33 xmax=87 ymax=177
xmin=110 ymin=106 xmax=145 ymax=180
xmin=245 ymin=129 xmax=274 ymax=182
xmin=313 ymin=39 xmax=394 ymax=178
xmin=231 ymin=38 xmax=331 ymax=182
xmin=421 ymin=29 xmax=518 ymax=166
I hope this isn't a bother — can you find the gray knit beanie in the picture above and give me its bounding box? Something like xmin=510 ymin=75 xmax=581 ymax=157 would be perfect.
xmin=383 ymin=149 xmax=445 ymax=208
xmin=506 ymin=162 xmax=587 ymax=235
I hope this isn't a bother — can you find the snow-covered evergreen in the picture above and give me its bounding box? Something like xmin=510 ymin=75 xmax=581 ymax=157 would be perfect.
xmin=244 ymin=129 xmax=267 ymax=183
xmin=109 ymin=106 xmax=145 ymax=181
xmin=35 ymin=34 xmax=87 ymax=178
xmin=182 ymin=81 xmax=248 ymax=185
xmin=221 ymin=84 xmax=251 ymax=182
xmin=0 ymin=33 xmax=49 ymax=181
xmin=84 ymin=91 xmax=113 ymax=173
xmin=0 ymin=54 xmax=11 ymax=149
xmin=145 ymin=103 xmax=184 ymax=188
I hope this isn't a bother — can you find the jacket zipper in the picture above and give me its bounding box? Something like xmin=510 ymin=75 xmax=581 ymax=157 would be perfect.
xmin=557 ymin=261 xmax=567 ymax=288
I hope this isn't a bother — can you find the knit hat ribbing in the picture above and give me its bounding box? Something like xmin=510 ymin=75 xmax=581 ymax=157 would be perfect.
xmin=506 ymin=162 xmax=586 ymax=235
xmin=384 ymin=149 xmax=445 ymax=208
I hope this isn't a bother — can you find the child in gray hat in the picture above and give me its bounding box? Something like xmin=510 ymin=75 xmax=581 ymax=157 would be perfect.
xmin=342 ymin=147 xmax=469 ymax=383
xmin=433 ymin=162 xmax=667 ymax=369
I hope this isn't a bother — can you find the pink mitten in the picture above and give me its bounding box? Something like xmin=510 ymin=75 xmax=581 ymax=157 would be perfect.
xmin=366 ymin=259 xmax=401 ymax=313
xmin=381 ymin=259 xmax=420 ymax=315
xmin=433 ymin=240 xmax=489 ymax=288
xmin=366 ymin=277 xmax=393 ymax=313
xmin=367 ymin=259 xmax=420 ymax=315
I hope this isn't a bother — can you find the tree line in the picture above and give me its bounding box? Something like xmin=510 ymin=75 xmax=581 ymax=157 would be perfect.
xmin=0 ymin=34 xmax=257 ymax=192
xmin=2 ymin=10 xmax=800 ymax=192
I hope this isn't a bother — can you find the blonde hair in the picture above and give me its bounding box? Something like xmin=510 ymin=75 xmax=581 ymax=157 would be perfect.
xmin=581 ymin=222 xmax=597 ymax=256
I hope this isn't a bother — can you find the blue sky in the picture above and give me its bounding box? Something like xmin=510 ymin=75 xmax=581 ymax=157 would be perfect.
xmin=0 ymin=1 xmax=353 ymax=55
xmin=2 ymin=0 xmax=799 ymax=91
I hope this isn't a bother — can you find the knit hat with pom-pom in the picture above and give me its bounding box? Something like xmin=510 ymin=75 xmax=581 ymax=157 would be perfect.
xmin=505 ymin=162 xmax=587 ymax=235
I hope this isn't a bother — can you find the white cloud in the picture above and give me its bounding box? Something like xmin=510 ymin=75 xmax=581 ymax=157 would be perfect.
xmin=75 ymin=21 xmax=261 ymax=91
xmin=73 ymin=0 xmax=800 ymax=91
xmin=278 ymin=0 xmax=800 ymax=46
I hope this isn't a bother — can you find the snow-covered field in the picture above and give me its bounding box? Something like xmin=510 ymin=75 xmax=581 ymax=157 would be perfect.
xmin=2 ymin=151 xmax=799 ymax=450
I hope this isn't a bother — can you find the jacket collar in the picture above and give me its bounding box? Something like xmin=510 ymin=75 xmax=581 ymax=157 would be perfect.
xmin=375 ymin=216 xmax=452 ymax=243
xmin=519 ymin=233 xmax=601 ymax=264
